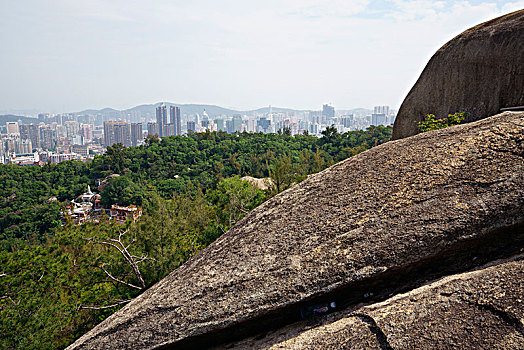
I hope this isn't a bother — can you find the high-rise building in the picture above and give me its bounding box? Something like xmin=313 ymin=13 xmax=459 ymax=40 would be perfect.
xmin=374 ymin=106 xmax=390 ymax=116
xmin=187 ymin=121 xmax=196 ymax=134
xmin=71 ymin=135 xmax=84 ymax=145
xmin=226 ymin=119 xmax=234 ymax=133
xmin=215 ymin=119 xmax=224 ymax=131
xmin=6 ymin=122 xmax=19 ymax=135
xmin=20 ymin=124 xmax=40 ymax=149
xmin=257 ymin=117 xmax=271 ymax=133
xmin=16 ymin=138 xmax=32 ymax=154
xmin=64 ymin=120 xmax=80 ymax=137
xmin=309 ymin=111 xmax=322 ymax=124
xmin=170 ymin=106 xmax=181 ymax=135
xmin=322 ymin=104 xmax=335 ymax=123
xmin=162 ymin=124 xmax=175 ymax=137
xmin=79 ymin=124 xmax=93 ymax=141
xmin=340 ymin=115 xmax=354 ymax=128
xmin=371 ymin=113 xmax=387 ymax=126
xmin=103 ymin=122 xmax=115 ymax=147
xmin=55 ymin=125 xmax=67 ymax=138
xmin=39 ymin=127 xmax=55 ymax=150
xmin=147 ymin=122 xmax=159 ymax=137
xmin=131 ymin=123 xmax=143 ymax=147
xmin=104 ymin=121 xmax=131 ymax=147
xmin=232 ymin=115 xmax=242 ymax=133
xmin=113 ymin=122 xmax=131 ymax=147
xmin=156 ymin=103 xmax=168 ymax=137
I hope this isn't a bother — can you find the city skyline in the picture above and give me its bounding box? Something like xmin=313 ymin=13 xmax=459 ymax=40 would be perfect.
xmin=1 ymin=100 xmax=397 ymax=166
xmin=1 ymin=1 xmax=522 ymax=113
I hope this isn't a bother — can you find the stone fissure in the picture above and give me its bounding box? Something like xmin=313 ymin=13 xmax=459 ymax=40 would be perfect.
xmin=161 ymin=223 xmax=524 ymax=349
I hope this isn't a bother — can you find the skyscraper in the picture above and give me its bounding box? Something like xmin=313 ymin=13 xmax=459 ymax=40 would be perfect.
xmin=147 ymin=122 xmax=159 ymax=137
xmin=104 ymin=121 xmax=131 ymax=147
xmin=187 ymin=121 xmax=195 ymax=134
xmin=322 ymin=104 xmax=335 ymax=123
xmin=156 ymin=103 xmax=168 ymax=137
xmin=20 ymin=124 xmax=40 ymax=149
xmin=374 ymin=105 xmax=390 ymax=116
xmin=170 ymin=106 xmax=181 ymax=136
xmin=131 ymin=123 xmax=143 ymax=147
xmin=6 ymin=122 xmax=19 ymax=135
xmin=232 ymin=115 xmax=243 ymax=133
xmin=39 ymin=127 xmax=55 ymax=150
xmin=64 ymin=120 xmax=80 ymax=138
xmin=371 ymin=113 xmax=387 ymax=126
xmin=257 ymin=117 xmax=271 ymax=133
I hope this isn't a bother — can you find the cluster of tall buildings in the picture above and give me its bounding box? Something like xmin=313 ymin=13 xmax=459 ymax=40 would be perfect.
xmin=175 ymin=104 xmax=395 ymax=137
xmin=0 ymin=102 xmax=396 ymax=166
xmin=1 ymin=114 xmax=106 ymax=165
xmin=103 ymin=103 xmax=182 ymax=147
xmin=145 ymin=103 xmax=181 ymax=138
xmin=103 ymin=121 xmax=143 ymax=147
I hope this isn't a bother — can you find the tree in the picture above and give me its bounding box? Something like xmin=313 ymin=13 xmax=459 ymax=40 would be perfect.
xmin=104 ymin=143 xmax=130 ymax=174
xmin=268 ymin=155 xmax=294 ymax=194
xmin=84 ymin=228 xmax=154 ymax=297
xmin=320 ymin=125 xmax=340 ymax=145
xmin=100 ymin=177 xmax=144 ymax=207
xmin=206 ymin=176 xmax=265 ymax=229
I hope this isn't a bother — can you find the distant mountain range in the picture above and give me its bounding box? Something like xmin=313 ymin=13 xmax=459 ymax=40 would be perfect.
xmin=76 ymin=103 xmax=372 ymax=119
xmin=0 ymin=114 xmax=39 ymax=125
xmin=0 ymin=103 xmax=374 ymax=125
xmin=76 ymin=103 xmax=313 ymax=119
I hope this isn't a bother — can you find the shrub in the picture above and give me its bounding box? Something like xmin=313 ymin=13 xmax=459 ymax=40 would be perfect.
xmin=417 ymin=112 xmax=467 ymax=132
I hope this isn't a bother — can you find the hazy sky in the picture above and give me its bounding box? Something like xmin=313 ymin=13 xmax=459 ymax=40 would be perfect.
xmin=0 ymin=1 xmax=522 ymax=113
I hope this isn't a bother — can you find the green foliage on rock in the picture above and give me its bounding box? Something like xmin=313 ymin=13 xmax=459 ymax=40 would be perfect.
xmin=417 ymin=112 xmax=467 ymax=132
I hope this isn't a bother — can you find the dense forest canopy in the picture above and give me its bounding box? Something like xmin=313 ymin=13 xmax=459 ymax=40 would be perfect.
xmin=0 ymin=126 xmax=391 ymax=349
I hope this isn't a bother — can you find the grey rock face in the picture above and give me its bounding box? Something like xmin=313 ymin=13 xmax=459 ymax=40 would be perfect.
xmin=225 ymin=256 xmax=524 ymax=349
xmin=392 ymin=10 xmax=524 ymax=140
xmin=69 ymin=112 xmax=524 ymax=349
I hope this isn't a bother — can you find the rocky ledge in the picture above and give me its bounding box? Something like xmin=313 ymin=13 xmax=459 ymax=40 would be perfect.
xmin=69 ymin=111 xmax=524 ymax=349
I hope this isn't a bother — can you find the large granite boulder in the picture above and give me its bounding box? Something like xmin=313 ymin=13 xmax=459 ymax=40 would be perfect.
xmin=392 ymin=10 xmax=524 ymax=140
xmin=69 ymin=112 xmax=524 ymax=349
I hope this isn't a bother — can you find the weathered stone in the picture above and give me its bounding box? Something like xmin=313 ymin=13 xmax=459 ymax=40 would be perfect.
xmin=240 ymin=176 xmax=274 ymax=191
xmin=392 ymin=10 xmax=524 ymax=140
xmin=68 ymin=112 xmax=524 ymax=349
xmin=224 ymin=257 xmax=524 ymax=349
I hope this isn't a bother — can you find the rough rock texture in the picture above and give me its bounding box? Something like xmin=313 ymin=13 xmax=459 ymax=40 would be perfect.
xmin=69 ymin=112 xmax=524 ymax=349
xmin=392 ymin=10 xmax=524 ymax=140
xmin=224 ymin=256 xmax=524 ymax=349
xmin=240 ymin=176 xmax=274 ymax=191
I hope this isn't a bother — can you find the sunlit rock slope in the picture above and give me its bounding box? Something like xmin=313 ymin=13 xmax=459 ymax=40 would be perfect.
xmin=69 ymin=111 xmax=524 ymax=349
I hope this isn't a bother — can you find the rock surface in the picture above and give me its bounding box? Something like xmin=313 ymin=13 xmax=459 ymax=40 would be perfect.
xmin=240 ymin=176 xmax=274 ymax=191
xmin=69 ymin=112 xmax=524 ymax=349
xmin=392 ymin=10 xmax=524 ymax=140
xmin=223 ymin=256 xmax=524 ymax=349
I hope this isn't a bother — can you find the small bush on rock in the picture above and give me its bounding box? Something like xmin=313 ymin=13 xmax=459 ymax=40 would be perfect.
xmin=418 ymin=112 xmax=467 ymax=132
